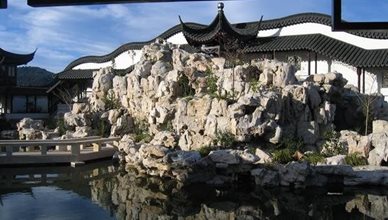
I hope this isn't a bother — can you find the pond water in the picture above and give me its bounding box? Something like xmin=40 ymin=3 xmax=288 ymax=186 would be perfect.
xmin=0 ymin=161 xmax=387 ymax=220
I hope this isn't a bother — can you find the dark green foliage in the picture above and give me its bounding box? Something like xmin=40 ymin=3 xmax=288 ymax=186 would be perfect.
xmin=97 ymin=120 xmax=110 ymax=138
xmin=159 ymin=120 xmax=174 ymax=132
xmin=56 ymin=118 xmax=66 ymax=136
xmin=133 ymin=120 xmax=153 ymax=143
xmin=177 ymin=74 xmax=195 ymax=97
xmin=277 ymin=137 xmax=304 ymax=152
xmin=322 ymin=129 xmax=346 ymax=156
xmin=205 ymin=68 xmax=218 ymax=95
xmin=102 ymin=93 xmax=121 ymax=110
xmin=214 ymin=131 xmax=235 ymax=148
xmin=270 ymin=136 xmax=304 ymax=164
xmin=249 ymin=79 xmax=261 ymax=93
xmin=198 ymin=146 xmax=213 ymax=157
xmin=345 ymin=153 xmax=368 ymax=166
xmin=304 ymin=152 xmax=325 ymax=165
xmin=0 ymin=118 xmax=12 ymax=130
xmin=17 ymin=66 xmax=54 ymax=87
xmin=272 ymin=148 xmax=294 ymax=164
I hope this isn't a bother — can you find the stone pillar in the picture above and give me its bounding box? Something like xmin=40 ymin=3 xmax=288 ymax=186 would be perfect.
xmin=41 ymin=145 xmax=47 ymax=155
xmin=56 ymin=145 xmax=67 ymax=151
xmin=6 ymin=146 xmax=12 ymax=157
xmin=71 ymin=144 xmax=81 ymax=162
xmin=93 ymin=142 xmax=102 ymax=152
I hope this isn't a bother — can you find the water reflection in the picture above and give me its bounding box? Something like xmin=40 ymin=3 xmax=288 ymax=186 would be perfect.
xmin=90 ymin=166 xmax=388 ymax=220
xmin=0 ymin=162 xmax=387 ymax=220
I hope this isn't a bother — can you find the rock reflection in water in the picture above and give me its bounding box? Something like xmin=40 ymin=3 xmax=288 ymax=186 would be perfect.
xmin=90 ymin=167 xmax=388 ymax=220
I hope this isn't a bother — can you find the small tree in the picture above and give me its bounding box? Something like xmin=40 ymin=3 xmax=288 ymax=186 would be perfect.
xmin=52 ymin=82 xmax=78 ymax=110
xmin=354 ymin=77 xmax=379 ymax=135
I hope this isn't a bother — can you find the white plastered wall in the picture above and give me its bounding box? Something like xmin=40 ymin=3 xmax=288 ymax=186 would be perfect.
xmin=73 ymin=49 xmax=142 ymax=70
xmin=167 ymin=32 xmax=188 ymax=45
xmin=262 ymin=51 xmax=382 ymax=97
xmin=258 ymin=23 xmax=388 ymax=50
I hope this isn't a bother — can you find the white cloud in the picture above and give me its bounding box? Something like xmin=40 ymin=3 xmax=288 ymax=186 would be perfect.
xmin=1 ymin=0 xmax=332 ymax=72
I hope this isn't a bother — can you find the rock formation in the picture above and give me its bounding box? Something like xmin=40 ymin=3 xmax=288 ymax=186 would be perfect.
xmin=59 ymin=39 xmax=388 ymax=186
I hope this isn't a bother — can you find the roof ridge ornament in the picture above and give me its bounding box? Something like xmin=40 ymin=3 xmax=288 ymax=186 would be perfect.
xmin=218 ymin=2 xmax=224 ymax=12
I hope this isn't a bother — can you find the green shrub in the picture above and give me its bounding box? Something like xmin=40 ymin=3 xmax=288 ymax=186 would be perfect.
xmin=206 ymin=68 xmax=218 ymax=95
xmin=214 ymin=131 xmax=235 ymax=148
xmin=102 ymin=93 xmax=121 ymax=110
xmin=198 ymin=146 xmax=213 ymax=157
xmin=272 ymin=148 xmax=294 ymax=164
xmin=133 ymin=120 xmax=153 ymax=143
xmin=97 ymin=120 xmax=110 ymax=137
xmin=277 ymin=137 xmax=304 ymax=152
xmin=345 ymin=153 xmax=368 ymax=166
xmin=304 ymin=152 xmax=325 ymax=165
xmin=159 ymin=120 xmax=174 ymax=132
xmin=321 ymin=129 xmax=346 ymax=156
xmin=177 ymin=74 xmax=195 ymax=97
xmin=56 ymin=118 xmax=66 ymax=136
xmin=134 ymin=132 xmax=153 ymax=143
xmin=249 ymin=79 xmax=261 ymax=93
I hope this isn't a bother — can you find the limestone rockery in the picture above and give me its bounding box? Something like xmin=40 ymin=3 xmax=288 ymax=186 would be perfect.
xmin=63 ymin=39 xmax=388 ymax=187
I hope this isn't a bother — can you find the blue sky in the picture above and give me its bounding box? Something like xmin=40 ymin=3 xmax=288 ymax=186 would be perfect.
xmin=0 ymin=0 xmax=387 ymax=73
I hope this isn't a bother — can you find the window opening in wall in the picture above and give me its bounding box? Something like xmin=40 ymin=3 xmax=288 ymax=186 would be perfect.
xmin=382 ymin=73 xmax=388 ymax=88
xmin=288 ymin=56 xmax=302 ymax=70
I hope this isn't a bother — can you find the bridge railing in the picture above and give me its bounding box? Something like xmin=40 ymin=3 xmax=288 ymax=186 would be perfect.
xmin=0 ymin=136 xmax=120 ymax=157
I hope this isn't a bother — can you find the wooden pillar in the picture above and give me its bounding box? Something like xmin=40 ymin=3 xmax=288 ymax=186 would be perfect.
xmin=315 ymin=52 xmax=318 ymax=74
xmin=362 ymin=68 xmax=366 ymax=94
xmin=308 ymin=51 xmax=311 ymax=75
xmin=357 ymin=67 xmax=361 ymax=92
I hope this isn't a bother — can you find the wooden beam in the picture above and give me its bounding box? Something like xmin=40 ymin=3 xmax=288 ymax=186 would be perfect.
xmin=357 ymin=67 xmax=361 ymax=92
xmin=332 ymin=0 xmax=388 ymax=30
xmin=308 ymin=51 xmax=311 ymax=76
xmin=0 ymin=0 xmax=6 ymax=9
xmin=314 ymin=52 xmax=318 ymax=74
xmin=362 ymin=68 xmax=366 ymax=94
xmin=27 ymin=0 xmax=223 ymax=7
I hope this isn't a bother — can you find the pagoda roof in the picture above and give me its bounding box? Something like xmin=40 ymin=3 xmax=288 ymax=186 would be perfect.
xmin=0 ymin=48 xmax=35 ymax=65
xmin=179 ymin=3 xmax=260 ymax=46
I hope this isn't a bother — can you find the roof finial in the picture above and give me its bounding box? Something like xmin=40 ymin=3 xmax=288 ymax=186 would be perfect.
xmin=218 ymin=2 xmax=224 ymax=11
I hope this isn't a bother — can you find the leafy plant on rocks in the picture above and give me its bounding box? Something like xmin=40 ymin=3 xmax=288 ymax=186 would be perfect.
xmin=249 ymin=79 xmax=261 ymax=93
xmin=304 ymin=152 xmax=325 ymax=165
xmin=97 ymin=119 xmax=110 ymax=138
xmin=214 ymin=131 xmax=236 ymax=148
xmin=345 ymin=152 xmax=368 ymax=166
xmin=321 ymin=129 xmax=346 ymax=157
xmin=277 ymin=136 xmax=304 ymax=152
xmin=133 ymin=119 xmax=153 ymax=143
xmin=56 ymin=118 xmax=66 ymax=136
xmin=205 ymin=68 xmax=219 ymax=96
xmin=159 ymin=120 xmax=174 ymax=132
xmin=198 ymin=145 xmax=213 ymax=157
xmin=272 ymin=148 xmax=294 ymax=164
xmin=177 ymin=73 xmax=195 ymax=97
xmin=102 ymin=92 xmax=121 ymax=110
